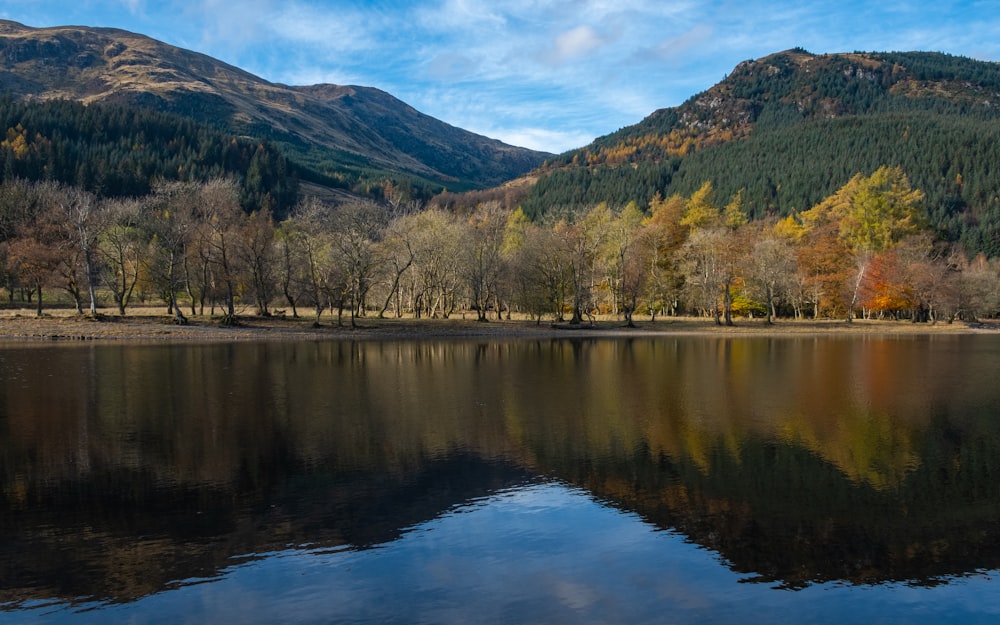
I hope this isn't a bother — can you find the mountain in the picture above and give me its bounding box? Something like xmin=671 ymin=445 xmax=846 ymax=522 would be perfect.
xmin=516 ymin=49 xmax=1000 ymax=255
xmin=0 ymin=20 xmax=550 ymax=193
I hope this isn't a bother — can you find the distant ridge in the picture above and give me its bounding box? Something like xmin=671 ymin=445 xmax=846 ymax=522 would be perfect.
xmin=0 ymin=20 xmax=551 ymax=192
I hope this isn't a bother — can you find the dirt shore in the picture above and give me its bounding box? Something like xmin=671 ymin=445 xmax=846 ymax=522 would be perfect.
xmin=0 ymin=307 xmax=996 ymax=343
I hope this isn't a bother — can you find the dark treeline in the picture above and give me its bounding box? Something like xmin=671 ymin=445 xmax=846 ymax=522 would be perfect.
xmin=0 ymin=97 xmax=299 ymax=216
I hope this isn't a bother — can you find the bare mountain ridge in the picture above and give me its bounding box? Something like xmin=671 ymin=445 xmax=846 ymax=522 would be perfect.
xmin=0 ymin=20 xmax=549 ymax=188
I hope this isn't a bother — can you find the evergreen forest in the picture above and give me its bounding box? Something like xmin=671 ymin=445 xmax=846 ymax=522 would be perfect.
xmin=0 ymin=97 xmax=299 ymax=215
xmin=520 ymin=51 xmax=1000 ymax=258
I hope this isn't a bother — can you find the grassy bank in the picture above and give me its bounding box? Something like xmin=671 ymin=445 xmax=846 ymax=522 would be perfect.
xmin=0 ymin=307 xmax=995 ymax=343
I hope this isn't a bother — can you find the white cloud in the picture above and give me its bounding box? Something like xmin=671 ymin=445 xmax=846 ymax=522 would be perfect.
xmin=489 ymin=127 xmax=595 ymax=154
xmin=414 ymin=0 xmax=508 ymax=33
xmin=6 ymin=0 xmax=1000 ymax=153
xmin=545 ymin=25 xmax=607 ymax=64
xmin=266 ymin=6 xmax=375 ymax=50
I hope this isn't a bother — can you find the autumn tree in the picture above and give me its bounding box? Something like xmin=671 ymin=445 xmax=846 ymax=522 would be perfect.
xmin=681 ymin=227 xmax=726 ymax=323
xmin=604 ymin=202 xmax=645 ymax=327
xmin=5 ymin=212 xmax=59 ymax=316
xmin=748 ymin=224 xmax=797 ymax=324
xmin=679 ymin=182 xmax=750 ymax=325
xmin=957 ymin=253 xmax=1000 ymax=320
xmin=859 ymin=249 xmax=916 ymax=319
xmin=796 ymin=167 xmax=924 ymax=321
xmin=780 ymin=166 xmax=925 ymax=320
xmin=0 ymin=179 xmax=46 ymax=306
xmin=718 ymin=189 xmax=750 ymax=325
xmin=0 ymin=178 xmax=42 ymax=244
xmin=679 ymin=181 xmax=720 ymax=230
xmin=376 ymin=212 xmax=419 ymax=318
xmin=379 ymin=213 xmax=421 ymax=317
xmin=779 ymin=212 xmax=852 ymax=318
xmin=505 ymin=212 xmax=567 ymax=322
xmin=555 ymin=204 xmax=613 ymax=324
xmin=639 ymin=193 xmax=688 ymax=319
xmin=896 ymin=235 xmax=962 ymax=323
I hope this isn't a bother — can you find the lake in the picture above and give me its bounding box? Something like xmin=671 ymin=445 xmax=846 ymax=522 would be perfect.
xmin=1 ymin=334 xmax=1000 ymax=624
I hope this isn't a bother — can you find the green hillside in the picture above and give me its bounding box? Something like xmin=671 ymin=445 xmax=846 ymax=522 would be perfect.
xmin=0 ymin=97 xmax=299 ymax=216
xmin=0 ymin=21 xmax=550 ymax=196
xmin=520 ymin=50 xmax=1000 ymax=255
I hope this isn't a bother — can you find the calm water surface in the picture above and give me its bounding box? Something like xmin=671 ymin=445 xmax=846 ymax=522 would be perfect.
xmin=2 ymin=335 xmax=1000 ymax=624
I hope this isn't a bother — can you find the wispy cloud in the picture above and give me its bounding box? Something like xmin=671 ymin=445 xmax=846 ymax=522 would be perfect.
xmin=543 ymin=25 xmax=611 ymax=65
xmin=4 ymin=1 xmax=1000 ymax=152
xmin=117 ymin=0 xmax=145 ymax=15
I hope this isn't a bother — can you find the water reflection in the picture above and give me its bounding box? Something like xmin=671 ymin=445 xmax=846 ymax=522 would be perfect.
xmin=2 ymin=336 xmax=1000 ymax=621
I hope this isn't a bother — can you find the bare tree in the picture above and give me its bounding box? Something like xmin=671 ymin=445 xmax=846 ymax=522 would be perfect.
xmin=460 ymin=201 xmax=507 ymax=322
xmin=329 ymin=201 xmax=387 ymax=327
xmin=98 ymin=198 xmax=145 ymax=316
xmin=195 ymin=178 xmax=245 ymax=324
xmin=41 ymin=183 xmax=105 ymax=315
xmin=237 ymin=209 xmax=277 ymax=316
xmin=146 ymin=181 xmax=200 ymax=323
xmin=278 ymin=197 xmax=337 ymax=323
xmin=406 ymin=210 xmax=464 ymax=319
xmin=377 ymin=211 xmax=418 ymax=318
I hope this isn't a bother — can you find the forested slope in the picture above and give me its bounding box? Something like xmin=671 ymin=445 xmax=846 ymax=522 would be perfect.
xmin=0 ymin=97 xmax=299 ymax=215
xmin=0 ymin=20 xmax=549 ymax=195
xmin=520 ymin=50 xmax=1000 ymax=255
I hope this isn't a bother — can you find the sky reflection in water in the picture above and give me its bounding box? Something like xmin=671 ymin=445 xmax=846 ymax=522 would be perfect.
xmin=4 ymin=337 xmax=1000 ymax=624
xmin=13 ymin=482 xmax=999 ymax=625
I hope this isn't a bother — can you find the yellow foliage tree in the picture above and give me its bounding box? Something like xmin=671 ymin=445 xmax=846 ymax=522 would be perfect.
xmin=789 ymin=166 xmax=925 ymax=320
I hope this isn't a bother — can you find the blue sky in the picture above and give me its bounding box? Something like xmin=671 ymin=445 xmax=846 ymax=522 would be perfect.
xmin=3 ymin=1 xmax=1000 ymax=153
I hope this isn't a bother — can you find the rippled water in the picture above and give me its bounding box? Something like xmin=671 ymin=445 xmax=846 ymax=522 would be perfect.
xmin=2 ymin=335 xmax=1000 ymax=624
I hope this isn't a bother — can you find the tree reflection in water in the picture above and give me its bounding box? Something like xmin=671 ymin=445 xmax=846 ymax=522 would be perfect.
xmin=1 ymin=336 xmax=999 ymax=618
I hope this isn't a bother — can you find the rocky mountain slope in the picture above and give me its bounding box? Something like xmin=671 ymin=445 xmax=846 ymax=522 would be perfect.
xmin=514 ymin=49 xmax=1000 ymax=254
xmin=0 ymin=20 xmax=549 ymax=191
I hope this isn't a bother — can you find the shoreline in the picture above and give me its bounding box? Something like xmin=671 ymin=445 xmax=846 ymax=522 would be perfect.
xmin=0 ymin=308 xmax=996 ymax=344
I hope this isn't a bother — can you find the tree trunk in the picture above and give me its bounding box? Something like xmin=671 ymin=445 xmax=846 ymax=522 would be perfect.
xmin=284 ymin=290 xmax=298 ymax=319
xmin=847 ymin=260 xmax=869 ymax=323
xmin=172 ymin=292 xmax=188 ymax=325
xmin=379 ymin=258 xmax=412 ymax=318
xmin=765 ymin=285 xmax=775 ymax=325
xmin=85 ymin=249 xmax=98 ymax=316
xmin=723 ymin=279 xmax=734 ymax=326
